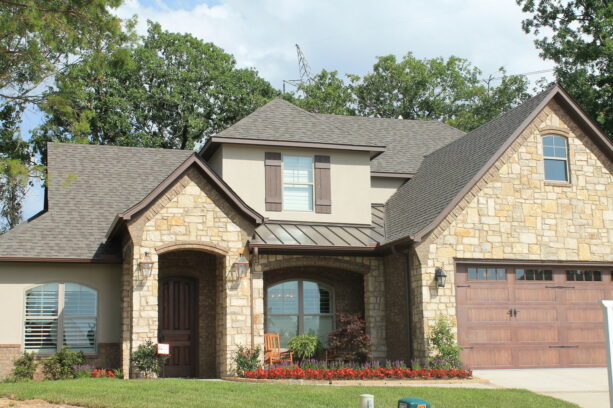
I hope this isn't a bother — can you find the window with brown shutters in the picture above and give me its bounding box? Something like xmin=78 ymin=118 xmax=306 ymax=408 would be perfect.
xmin=265 ymin=152 xmax=282 ymax=211
xmin=314 ymin=155 xmax=331 ymax=214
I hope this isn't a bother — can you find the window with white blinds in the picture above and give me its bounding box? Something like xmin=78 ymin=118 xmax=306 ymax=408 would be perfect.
xmin=282 ymin=156 xmax=314 ymax=211
xmin=24 ymin=283 xmax=97 ymax=353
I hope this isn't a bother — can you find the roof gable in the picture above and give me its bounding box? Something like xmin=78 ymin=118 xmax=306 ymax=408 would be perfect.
xmin=384 ymin=84 xmax=613 ymax=244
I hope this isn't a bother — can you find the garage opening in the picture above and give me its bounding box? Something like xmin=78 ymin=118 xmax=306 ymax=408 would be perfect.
xmin=456 ymin=263 xmax=613 ymax=369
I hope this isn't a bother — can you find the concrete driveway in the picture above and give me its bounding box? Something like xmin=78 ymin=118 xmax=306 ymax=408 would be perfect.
xmin=474 ymin=368 xmax=609 ymax=408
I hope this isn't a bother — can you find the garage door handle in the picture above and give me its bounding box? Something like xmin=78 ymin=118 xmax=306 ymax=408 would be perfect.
xmin=548 ymin=345 xmax=579 ymax=349
xmin=545 ymin=286 xmax=575 ymax=289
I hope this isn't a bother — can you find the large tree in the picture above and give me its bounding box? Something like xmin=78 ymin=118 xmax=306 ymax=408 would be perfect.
xmin=517 ymin=0 xmax=612 ymax=136
xmin=0 ymin=0 xmax=127 ymax=230
xmin=296 ymin=54 xmax=531 ymax=132
xmin=34 ymin=22 xmax=278 ymax=155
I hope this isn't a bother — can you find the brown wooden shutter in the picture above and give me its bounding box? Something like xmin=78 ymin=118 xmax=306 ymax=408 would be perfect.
xmin=314 ymin=155 xmax=331 ymax=214
xmin=265 ymin=152 xmax=282 ymax=211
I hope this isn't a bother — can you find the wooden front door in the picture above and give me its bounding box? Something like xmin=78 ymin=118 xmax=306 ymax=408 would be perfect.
xmin=159 ymin=277 xmax=197 ymax=377
xmin=456 ymin=264 xmax=610 ymax=369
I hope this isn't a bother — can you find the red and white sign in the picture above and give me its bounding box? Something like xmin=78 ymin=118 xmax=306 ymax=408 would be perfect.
xmin=157 ymin=343 xmax=170 ymax=355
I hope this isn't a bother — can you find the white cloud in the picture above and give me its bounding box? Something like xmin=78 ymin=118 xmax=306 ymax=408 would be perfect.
xmin=115 ymin=0 xmax=554 ymax=89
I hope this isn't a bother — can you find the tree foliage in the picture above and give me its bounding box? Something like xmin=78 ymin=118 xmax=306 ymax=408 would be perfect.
xmin=517 ymin=0 xmax=612 ymax=136
xmin=295 ymin=53 xmax=531 ymax=132
xmin=34 ymin=22 xmax=278 ymax=156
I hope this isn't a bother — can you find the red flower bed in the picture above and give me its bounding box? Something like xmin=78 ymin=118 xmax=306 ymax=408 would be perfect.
xmin=91 ymin=369 xmax=116 ymax=378
xmin=243 ymin=367 xmax=472 ymax=380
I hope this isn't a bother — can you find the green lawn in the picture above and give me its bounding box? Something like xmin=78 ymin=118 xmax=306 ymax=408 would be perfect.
xmin=0 ymin=378 xmax=578 ymax=408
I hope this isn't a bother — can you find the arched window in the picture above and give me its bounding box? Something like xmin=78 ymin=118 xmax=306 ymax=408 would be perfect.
xmin=266 ymin=280 xmax=333 ymax=347
xmin=24 ymin=283 xmax=97 ymax=353
xmin=542 ymin=135 xmax=569 ymax=182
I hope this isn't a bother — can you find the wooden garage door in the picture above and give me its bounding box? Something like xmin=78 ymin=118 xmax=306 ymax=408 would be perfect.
xmin=456 ymin=264 xmax=612 ymax=369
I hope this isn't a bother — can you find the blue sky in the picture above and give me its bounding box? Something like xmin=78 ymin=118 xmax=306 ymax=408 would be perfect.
xmin=21 ymin=0 xmax=554 ymax=219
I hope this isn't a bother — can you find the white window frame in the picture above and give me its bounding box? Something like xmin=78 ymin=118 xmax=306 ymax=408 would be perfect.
xmin=23 ymin=282 xmax=98 ymax=354
xmin=266 ymin=280 xmax=335 ymax=342
xmin=542 ymin=135 xmax=570 ymax=182
xmin=282 ymin=155 xmax=314 ymax=212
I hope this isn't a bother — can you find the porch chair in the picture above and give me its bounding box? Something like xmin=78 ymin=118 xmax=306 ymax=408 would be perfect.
xmin=264 ymin=333 xmax=293 ymax=366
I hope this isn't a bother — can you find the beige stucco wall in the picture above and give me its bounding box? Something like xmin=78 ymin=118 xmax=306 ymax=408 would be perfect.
xmin=208 ymin=145 xmax=223 ymax=177
xmin=410 ymin=100 xmax=613 ymax=357
xmin=217 ymin=144 xmax=372 ymax=224
xmin=370 ymin=177 xmax=406 ymax=204
xmin=0 ymin=262 xmax=122 ymax=345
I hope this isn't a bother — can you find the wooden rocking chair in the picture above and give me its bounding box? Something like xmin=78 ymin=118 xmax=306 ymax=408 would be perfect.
xmin=264 ymin=333 xmax=293 ymax=366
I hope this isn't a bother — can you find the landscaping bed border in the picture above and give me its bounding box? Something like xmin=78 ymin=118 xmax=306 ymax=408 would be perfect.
xmin=223 ymin=377 xmax=490 ymax=386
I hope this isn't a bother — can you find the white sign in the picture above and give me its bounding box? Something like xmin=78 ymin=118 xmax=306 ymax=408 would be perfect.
xmin=157 ymin=343 xmax=170 ymax=355
xmin=601 ymin=300 xmax=613 ymax=408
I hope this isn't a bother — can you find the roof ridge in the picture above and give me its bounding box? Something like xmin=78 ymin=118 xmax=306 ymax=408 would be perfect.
xmin=48 ymin=141 xmax=196 ymax=154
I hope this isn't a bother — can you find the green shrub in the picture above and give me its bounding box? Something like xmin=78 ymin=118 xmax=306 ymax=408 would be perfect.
xmin=41 ymin=347 xmax=86 ymax=380
xmin=288 ymin=334 xmax=323 ymax=361
xmin=234 ymin=346 xmax=261 ymax=376
xmin=130 ymin=340 xmax=167 ymax=378
xmin=428 ymin=316 xmax=463 ymax=369
xmin=4 ymin=352 xmax=37 ymax=382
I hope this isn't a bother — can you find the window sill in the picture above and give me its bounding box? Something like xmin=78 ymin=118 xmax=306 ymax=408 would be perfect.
xmin=544 ymin=181 xmax=572 ymax=188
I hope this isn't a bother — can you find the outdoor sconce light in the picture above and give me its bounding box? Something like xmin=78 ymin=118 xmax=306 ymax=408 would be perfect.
xmin=229 ymin=254 xmax=249 ymax=281
xmin=138 ymin=252 xmax=154 ymax=278
xmin=435 ymin=267 xmax=447 ymax=288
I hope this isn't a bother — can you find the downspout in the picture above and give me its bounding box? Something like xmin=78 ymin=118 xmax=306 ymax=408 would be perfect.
xmin=404 ymin=246 xmax=414 ymax=362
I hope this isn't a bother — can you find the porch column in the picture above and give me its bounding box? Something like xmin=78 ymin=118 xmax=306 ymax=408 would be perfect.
xmin=364 ymin=258 xmax=387 ymax=360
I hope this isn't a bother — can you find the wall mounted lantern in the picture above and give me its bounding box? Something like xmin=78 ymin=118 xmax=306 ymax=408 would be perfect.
xmin=435 ymin=267 xmax=447 ymax=288
xmin=138 ymin=251 xmax=154 ymax=278
xmin=232 ymin=254 xmax=250 ymax=278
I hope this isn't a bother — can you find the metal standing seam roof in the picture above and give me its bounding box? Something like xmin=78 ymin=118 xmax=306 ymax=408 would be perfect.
xmin=250 ymin=205 xmax=385 ymax=249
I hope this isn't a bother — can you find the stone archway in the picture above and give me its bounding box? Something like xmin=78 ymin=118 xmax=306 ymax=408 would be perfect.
xmin=158 ymin=250 xmax=222 ymax=378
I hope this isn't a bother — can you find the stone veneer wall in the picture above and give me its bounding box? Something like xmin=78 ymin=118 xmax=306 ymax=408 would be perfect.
xmin=121 ymin=167 xmax=255 ymax=377
xmin=0 ymin=345 xmax=20 ymax=380
xmin=410 ymin=100 xmax=613 ymax=358
xmin=254 ymin=254 xmax=387 ymax=359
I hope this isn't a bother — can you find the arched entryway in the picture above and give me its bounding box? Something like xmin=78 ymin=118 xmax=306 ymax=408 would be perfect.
xmin=158 ymin=249 xmax=222 ymax=378
xmin=264 ymin=266 xmax=365 ymax=347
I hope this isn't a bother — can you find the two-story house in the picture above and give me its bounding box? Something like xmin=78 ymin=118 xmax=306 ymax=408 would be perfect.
xmin=0 ymin=84 xmax=611 ymax=378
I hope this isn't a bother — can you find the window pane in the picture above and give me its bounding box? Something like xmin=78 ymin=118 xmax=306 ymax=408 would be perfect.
xmin=468 ymin=268 xmax=477 ymax=280
xmin=543 ymin=146 xmax=556 ymax=157
xmin=567 ymin=270 xmax=575 ymax=281
xmin=497 ymin=268 xmax=506 ymax=280
xmin=304 ymin=315 xmax=333 ymax=346
xmin=553 ymin=136 xmax=567 ymax=148
xmin=64 ymin=284 xmax=97 ymax=316
xmin=267 ymin=281 xmax=299 ymax=314
xmin=63 ymin=318 xmax=96 ymax=352
xmin=283 ymin=156 xmax=313 ymax=183
xmin=477 ymin=268 xmax=486 ymax=280
xmin=486 ymin=268 xmax=497 ymax=280
xmin=544 ymin=270 xmax=553 ymax=281
xmin=544 ymin=159 xmax=568 ymax=181
xmin=526 ymin=270 xmax=535 ymax=280
xmin=543 ymin=136 xmax=555 ymax=147
xmin=24 ymin=320 xmax=57 ymax=352
xmin=25 ymin=283 xmax=59 ymax=317
xmin=267 ymin=315 xmax=298 ymax=348
xmin=594 ymin=271 xmax=602 ymax=281
xmin=283 ymin=184 xmax=313 ymax=211
xmin=303 ymin=282 xmax=331 ymax=314
xmin=516 ymin=269 xmax=525 ymax=280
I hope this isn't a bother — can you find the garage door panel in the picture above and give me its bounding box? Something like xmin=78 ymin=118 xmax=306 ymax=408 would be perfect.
xmin=466 ymin=308 xmax=512 ymax=323
xmin=515 ymin=308 xmax=557 ymax=322
xmin=515 ymin=287 xmax=556 ymax=302
xmin=565 ymin=308 xmax=603 ymax=322
xmin=517 ymin=348 xmax=561 ymax=367
xmin=566 ymin=327 xmax=605 ymax=343
xmin=466 ymin=287 xmax=510 ymax=302
xmin=464 ymin=327 xmax=512 ymax=343
xmin=565 ymin=289 xmax=605 ymax=302
xmin=461 ymin=348 xmax=513 ymax=368
xmin=516 ymin=326 xmax=558 ymax=343
xmin=565 ymin=347 xmax=606 ymax=366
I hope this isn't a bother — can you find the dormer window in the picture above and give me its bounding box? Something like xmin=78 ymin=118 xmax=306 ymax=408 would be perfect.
xmin=283 ymin=155 xmax=314 ymax=211
xmin=542 ymin=135 xmax=569 ymax=182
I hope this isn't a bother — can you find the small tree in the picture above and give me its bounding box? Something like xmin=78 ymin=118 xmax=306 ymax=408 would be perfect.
xmin=327 ymin=313 xmax=372 ymax=363
xmin=234 ymin=346 xmax=261 ymax=376
xmin=5 ymin=352 xmax=37 ymax=382
xmin=428 ymin=316 xmax=463 ymax=369
xmin=130 ymin=340 xmax=167 ymax=378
